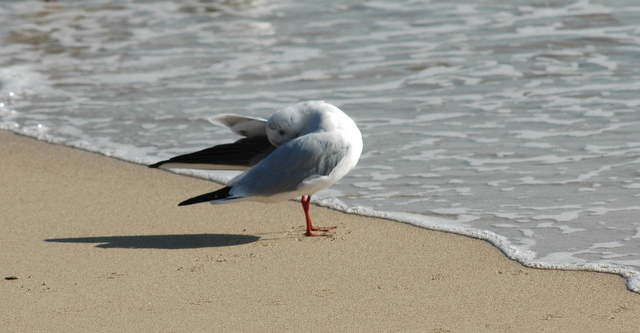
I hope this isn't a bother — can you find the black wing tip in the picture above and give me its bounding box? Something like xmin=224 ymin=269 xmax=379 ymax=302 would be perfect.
xmin=148 ymin=161 xmax=165 ymax=168
xmin=148 ymin=136 xmax=275 ymax=170
xmin=178 ymin=187 xmax=233 ymax=206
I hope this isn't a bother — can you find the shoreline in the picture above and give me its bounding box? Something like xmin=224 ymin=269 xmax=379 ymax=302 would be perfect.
xmin=2 ymin=130 xmax=640 ymax=332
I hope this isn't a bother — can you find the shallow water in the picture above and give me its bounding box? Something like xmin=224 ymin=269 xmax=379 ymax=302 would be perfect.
xmin=2 ymin=0 xmax=640 ymax=291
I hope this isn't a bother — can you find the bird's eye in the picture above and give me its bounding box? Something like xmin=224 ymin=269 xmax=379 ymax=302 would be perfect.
xmin=278 ymin=130 xmax=286 ymax=136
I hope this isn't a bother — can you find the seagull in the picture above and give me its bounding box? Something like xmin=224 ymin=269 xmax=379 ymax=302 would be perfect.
xmin=149 ymin=101 xmax=363 ymax=236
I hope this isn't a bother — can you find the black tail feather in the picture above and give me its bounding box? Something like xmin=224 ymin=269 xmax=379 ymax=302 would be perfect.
xmin=178 ymin=187 xmax=233 ymax=206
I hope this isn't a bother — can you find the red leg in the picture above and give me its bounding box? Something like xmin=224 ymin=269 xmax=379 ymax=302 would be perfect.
xmin=301 ymin=195 xmax=336 ymax=237
xmin=302 ymin=195 xmax=318 ymax=236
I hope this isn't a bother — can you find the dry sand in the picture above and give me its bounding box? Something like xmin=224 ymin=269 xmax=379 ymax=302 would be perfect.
xmin=2 ymin=130 xmax=640 ymax=332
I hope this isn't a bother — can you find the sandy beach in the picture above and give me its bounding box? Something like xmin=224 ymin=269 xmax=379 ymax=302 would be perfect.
xmin=2 ymin=130 xmax=640 ymax=332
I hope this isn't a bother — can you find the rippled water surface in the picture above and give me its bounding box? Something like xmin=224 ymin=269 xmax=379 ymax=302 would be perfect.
xmin=2 ymin=0 xmax=640 ymax=290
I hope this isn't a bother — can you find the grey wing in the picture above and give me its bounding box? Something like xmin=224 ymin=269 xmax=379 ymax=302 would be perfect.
xmin=150 ymin=114 xmax=272 ymax=170
xmin=208 ymin=114 xmax=268 ymax=137
xmin=231 ymin=132 xmax=349 ymax=197
xmin=149 ymin=136 xmax=276 ymax=170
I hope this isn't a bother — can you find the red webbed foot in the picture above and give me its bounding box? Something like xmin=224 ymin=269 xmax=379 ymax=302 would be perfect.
xmin=301 ymin=195 xmax=337 ymax=237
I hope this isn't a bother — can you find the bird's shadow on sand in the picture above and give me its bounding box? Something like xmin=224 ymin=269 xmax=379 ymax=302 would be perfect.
xmin=45 ymin=234 xmax=260 ymax=249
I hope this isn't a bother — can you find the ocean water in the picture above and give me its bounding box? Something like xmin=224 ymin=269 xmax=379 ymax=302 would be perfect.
xmin=2 ymin=0 xmax=640 ymax=291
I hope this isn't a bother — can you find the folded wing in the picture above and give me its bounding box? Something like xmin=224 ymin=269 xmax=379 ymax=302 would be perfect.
xmin=230 ymin=131 xmax=349 ymax=198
